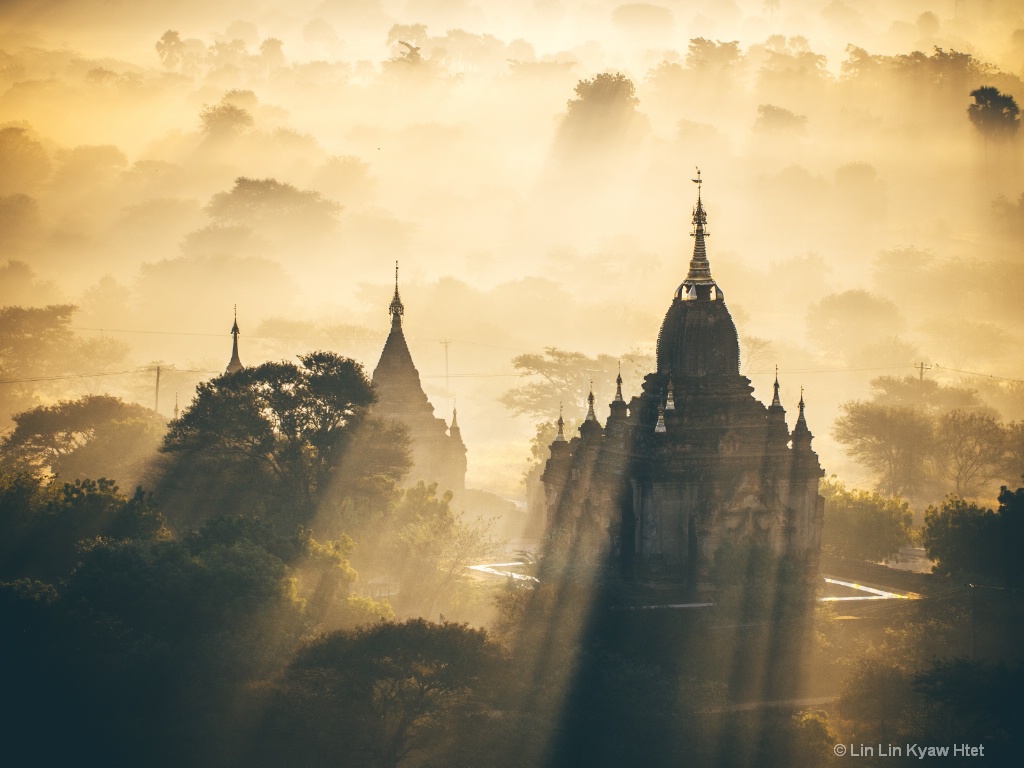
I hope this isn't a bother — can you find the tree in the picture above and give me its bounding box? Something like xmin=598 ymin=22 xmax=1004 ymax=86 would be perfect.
xmin=805 ymin=290 xmax=904 ymax=354
xmin=204 ymin=177 xmax=340 ymax=232
xmin=0 ymin=473 xmax=166 ymax=581
xmin=0 ymin=126 xmax=51 ymax=195
xmin=391 ymin=482 xmax=495 ymax=617
xmin=500 ymin=347 xmax=650 ymax=421
xmin=833 ymin=402 xmax=934 ymax=497
xmin=923 ymin=496 xmax=999 ymax=580
xmin=0 ymin=304 xmax=127 ymax=424
xmin=1 ymin=395 xmax=166 ymax=487
xmin=868 ymin=375 xmax=981 ymax=413
xmin=754 ymin=104 xmax=808 ymax=134
xmin=254 ymin=619 xmax=504 ymax=768
xmin=155 ymin=30 xmax=185 ymax=69
xmin=160 ymin=351 xmax=375 ymax=528
xmin=934 ymin=409 xmax=1006 ymax=496
xmin=967 ymin=86 xmax=1020 ymax=142
xmin=1005 ymin=421 xmax=1024 ymax=485
xmin=199 ymin=103 xmax=254 ymax=136
xmin=566 ymin=72 xmax=639 ymax=119
xmin=819 ymin=476 xmax=913 ymax=561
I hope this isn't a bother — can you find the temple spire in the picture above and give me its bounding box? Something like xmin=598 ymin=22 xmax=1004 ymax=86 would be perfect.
xmin=655 ymin=400 xmax=667 ymax=433
xmin=585 ymin=381 xmax=597 ymax=422
xmin=614 ymin=362 xmax=624 ymax=403
xmin=226 ymin=305 xmax=242 ymax=374
xmin=555 ymin=403 xmax=567 ymax=442
xmin=173 ymin=392 xmax=179 ymax=420
xmin=772 ymin=365 xmax=782 ymax=407
xmin=389 ymin=261 xmax=404 ymax=330
xmin=680 ymin=167 xmax=717 ymax=300
xmin=665 ymin=376 xmax=675 ymax=411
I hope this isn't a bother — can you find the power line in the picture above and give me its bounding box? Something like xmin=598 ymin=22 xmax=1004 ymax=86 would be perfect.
xmin=932 ymin=364 xmax=1024 ymax=385
xmin=0 ymin=367 xmax=220 ymax=385
xmin=0 ymin=369 xmax=144 ymax=385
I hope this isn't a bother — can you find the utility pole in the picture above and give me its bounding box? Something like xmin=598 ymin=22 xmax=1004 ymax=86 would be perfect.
xmin=915 ymin=361 xmax=931 ymax=383
xmin=154 ymin=366 xmax=161 ymax=413
xmin=440 ymin=340 xmax=451 ymax=393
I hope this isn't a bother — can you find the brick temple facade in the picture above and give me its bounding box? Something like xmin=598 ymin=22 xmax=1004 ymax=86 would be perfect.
xmin=542 ymin=181 xmax=824 ymax=589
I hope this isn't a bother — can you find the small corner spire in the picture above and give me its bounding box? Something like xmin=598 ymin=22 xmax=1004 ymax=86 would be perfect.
xmin=655 ymin=400 xmax=667 ymax=433
xmin=772 ymin=365 xmax=782 ymax=407
xmin=795 ymin=386 xmax=808 ymax=428
xmin=451 ymin=400 xmax=459 ymax=429
xmin=614 ymin=361 xmax=624 ymax=403
xmin=585 ymin=381 xmax=597 ymax=422
xmin=665 ymin=376 xmax=675 ymax=411
xmin=389 ymin=261 xmax=404 ymax=329
xmin=555 ymin=402 xmax=567 ymax=442
xmin=173 ymin=392 xmax=179 ymax=420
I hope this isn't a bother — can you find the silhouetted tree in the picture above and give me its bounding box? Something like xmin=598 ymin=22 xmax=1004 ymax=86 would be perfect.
xmin=160 ymin=351 xmax=375 ymax=527
xmin=833 ymin=402 xmax=934 ymax=497
xmin=254 ymin=619 xmax=505 ymax=768
xmin=199 ymin=103 xmax=253 ymax=136
xmin=0 ymin=474 xmax=165 ymax=582
xmin=0 ymin=305 xmax=127 ymax=424
xmin=500 ymin=347 xmax=651 ymax=421
xmin=754 ymin=103 xmax=808 ymax=133
xmin=967 ymin=86 xmax=1020 ymax=143
xmin=0 ymin=126 xmax=51 ymax=195
xmin=155 ymin=30 xmax=185 ymax=70
xmin=935 ymin=409 xmax=1006 ymax=496
xmin=820 ymin=476 xmax=913 ymax=561
xmin=204 ymin=177 xmax=340 ymax=232
xmin=1 ymin=395 xmax=165 ymax=486
xmin=923 ymin=496 xmax=1000 ymax=581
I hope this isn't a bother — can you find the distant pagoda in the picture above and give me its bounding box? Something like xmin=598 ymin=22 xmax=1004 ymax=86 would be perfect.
xmin=371 ymin=263 xmax=466 ymax=495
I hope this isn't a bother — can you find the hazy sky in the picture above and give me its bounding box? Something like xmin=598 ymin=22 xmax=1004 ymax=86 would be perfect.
xmin=1 ymin=0 xmax=1022 ymax=496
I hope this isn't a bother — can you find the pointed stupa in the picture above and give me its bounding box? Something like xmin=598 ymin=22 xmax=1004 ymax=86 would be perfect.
xmin=767 ymin=365 xmax=789 ymax=445
xmin=655 ymin=400 xmax=667 ymax=433
xmin=665 ymin=376 xmax=676 ymax=410
xmin=792 ymin=386 xmax=813 ymax=450
xmin=585 ymin=382 xmax=597 ymax=422
xmin=449 ymin=402 xmax=464 ymax=444
xmin=173 ymin=393 xmax=179 ymax=420
xmin=656 ymin=171 xmax=741 ymax=380
xmin=225 ymin=305 xmax=243 ymax=374
xmin=372 ymin=262 xmax=433 ymax=411
xmin=554 ymin=403 xmax=567 ymax=442
xmin=614 ymin=363 xmax=624 ymax=403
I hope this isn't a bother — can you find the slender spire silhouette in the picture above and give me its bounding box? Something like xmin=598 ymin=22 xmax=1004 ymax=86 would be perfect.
xmin=226 ymin=305 xmax=242 ymax=374
xmin=389 ymin=261 xmax=404 ymax=329
xmin=555 ymin=402 xmax=567 ymax=442
xmin=585 ymin=381 xmax=597 ymax=422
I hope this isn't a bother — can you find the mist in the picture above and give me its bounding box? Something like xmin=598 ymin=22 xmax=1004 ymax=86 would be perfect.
xmin=2 ymin=3 xmax=1024 ymax=766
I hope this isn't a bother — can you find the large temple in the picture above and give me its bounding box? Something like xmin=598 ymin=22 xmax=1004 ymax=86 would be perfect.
xmin=541 ymin=178 xmax=824 ymax=590
xmin=371 ymin=265 xmax=467 ymax=496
